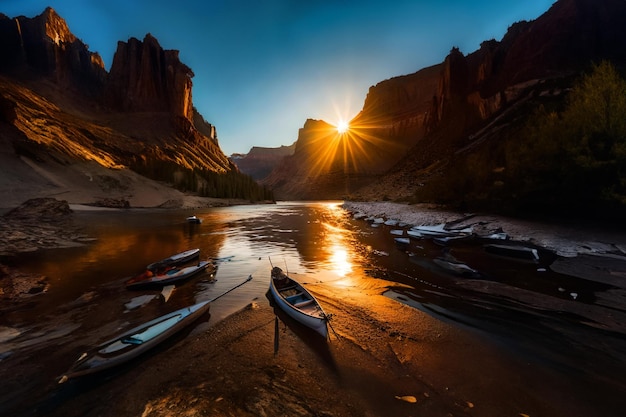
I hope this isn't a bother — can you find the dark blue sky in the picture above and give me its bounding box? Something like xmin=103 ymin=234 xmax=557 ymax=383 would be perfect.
xmin=1 ymin=1 xmax=556 ymax=155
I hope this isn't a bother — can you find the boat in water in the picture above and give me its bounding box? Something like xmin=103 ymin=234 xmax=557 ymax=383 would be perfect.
xmin=186 ymin=215 xmax=202 ymax=224
xmin=268 ymin=267 xmax=329 ymax=338
xmin=125 ymin=260 xmax=213 ymax=289
xmin=146 ymin=248 xmax=200 ymax=271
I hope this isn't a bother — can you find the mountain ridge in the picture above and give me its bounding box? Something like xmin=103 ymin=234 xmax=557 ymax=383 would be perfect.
xmin=0 ymin=7 xmax=271 ymax=207
xmin=264 ymin=0 xmax=626 ymax=212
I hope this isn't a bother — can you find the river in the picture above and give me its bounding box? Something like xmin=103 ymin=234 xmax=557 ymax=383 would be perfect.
xmin=1 ymin=201 xmax=625 ymax=416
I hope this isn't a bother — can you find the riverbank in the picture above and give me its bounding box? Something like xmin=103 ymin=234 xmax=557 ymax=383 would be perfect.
xmin=342 ymin=201 xmax=626 ymax=258
xmin=0 ymin=195 xmax=256 ymax=306
xmin=37 ymin=271 xmax=610 ymax=417
xmin=3 ymin=201 xmax=626 ymax=417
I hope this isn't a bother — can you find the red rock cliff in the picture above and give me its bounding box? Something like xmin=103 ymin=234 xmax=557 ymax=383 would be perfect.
xmin=0 ymin=7 xmax=106 ymax=95
xmin=106 ymin=34 xmax=194 ymax=122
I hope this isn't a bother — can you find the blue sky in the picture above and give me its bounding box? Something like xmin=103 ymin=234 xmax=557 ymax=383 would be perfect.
xmin=1 ymin=0 xmax=555 ymax=155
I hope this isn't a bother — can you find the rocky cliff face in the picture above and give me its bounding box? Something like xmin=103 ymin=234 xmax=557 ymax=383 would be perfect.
xmin=106 ymin=34 xmax=194 ymax=122
xmin=265 ymin=65 xmax=442 ymax=200
xmin=267 ymin=0 xmax=626 ymax=201
xmin=0 ymin=8 xmax=206 ymax=129
xmin=426 ymin=0 xmax=626 ymax=139
xmin=0 ymin=7 xmax=244 ymax=207
xmin=0 ymin=7 xmax=106 ymax=96
xmin=231 ymin=143 xmax=296 ymax=181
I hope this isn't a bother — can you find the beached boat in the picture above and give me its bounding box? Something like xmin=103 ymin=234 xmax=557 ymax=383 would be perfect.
xmin=125 ymin=261 xmax=213 ymax=289
xmin=394 ymin=237 xmax=410 ymax=248
xmin=433 ymin=257 xmax=481 ymax=277
xmin=410 ymin=224 xmax=473 ymax=238
xmin=484 ymin=243 xmax=539 ymax=262
xmin=269 ymin=267 xmax=328 ymax=338
xmin=59 ymin=276 xmax=252 ymax=383
xmin=58 ymin=300 xmax=211 ymax=382
xmin=146 ymin=248 xmax=200 ymax=271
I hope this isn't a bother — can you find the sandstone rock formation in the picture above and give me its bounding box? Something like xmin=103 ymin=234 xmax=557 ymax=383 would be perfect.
xmin=0 ymin=198 xmax=90 ymax=257
xmin=266 ymin=0 xmax=626 ymax=201
xmin=426 ymin=0 xmax=626 ymax=139
xmin=230 ymin=143 xmax=296 ymax=181
xmin=0 ymin=7 xmax=106 ymax=96
xmin=106 ymin=34 xmax=194 ymax=122
xmin=0 ymin=7 xmax=260 ymax=207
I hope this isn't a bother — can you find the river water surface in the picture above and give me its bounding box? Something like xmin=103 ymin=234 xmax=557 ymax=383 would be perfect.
xmin=2 ymin=201 xmax=626 ymax=416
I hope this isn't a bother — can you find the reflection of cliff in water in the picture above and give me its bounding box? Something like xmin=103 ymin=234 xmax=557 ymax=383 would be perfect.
xmin=9 ymin=209 xmax=227 ymax=318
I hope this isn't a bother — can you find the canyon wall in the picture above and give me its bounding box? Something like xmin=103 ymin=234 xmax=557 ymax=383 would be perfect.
xmin=106 ymin=34 xmax=195 ymax=123
xmin=0 ymin=7 xmax=106 ymax=96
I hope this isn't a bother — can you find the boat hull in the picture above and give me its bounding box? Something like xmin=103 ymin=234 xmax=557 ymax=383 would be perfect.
xmin=484 ymin=243 xmax=539 ymax=262
xmin=269 ymin=268 xmax=328 ymax=338
xmin=147 ymin=248 xmax=200 ymax=271
xmin=126 ymin=261 xmax=212 ymax=289
xmin=59 ymin=301 xmax=211 ymax=381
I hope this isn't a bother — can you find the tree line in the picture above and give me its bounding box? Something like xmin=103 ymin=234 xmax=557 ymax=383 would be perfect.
xmin=130 ymin=159 xmax=274 ymax=202
xmin=414 ymin=61 xmax=626 ymax=221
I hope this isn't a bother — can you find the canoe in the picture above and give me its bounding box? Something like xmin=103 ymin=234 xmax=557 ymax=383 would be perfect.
xmin=146 ymin=248 xmax=200 ymax=271
xmin=125 ymin=261 xmax=213 ymax=289
xmin=59 ymin=275 xmax=253 ymax=383
xmin=394 ymin=237 xmax=410 ymax=247
xmin=58 ymin=300 xmax=211 ymax=382
xmin=409 ymin=224 xmax=473 ymax=238
xmin=433 ymin=257 xmax=481 ymax=277
xmin=186 ymin=215 xmax=202 ymax=224
xmin=484 ymin=243 xmax=539 ymax=262
xmin=268 ymin=267 xmax=328 ymax=338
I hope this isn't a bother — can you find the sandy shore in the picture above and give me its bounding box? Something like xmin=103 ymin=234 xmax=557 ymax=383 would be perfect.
xmin=41 ymin=271 xmax=599 ymax=417
xmin=2 ymin=201 xmax=625 ymax=416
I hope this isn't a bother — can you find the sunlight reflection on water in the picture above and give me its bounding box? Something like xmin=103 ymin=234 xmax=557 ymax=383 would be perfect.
xmin=4 ymin=201 xmax=367 ymax=357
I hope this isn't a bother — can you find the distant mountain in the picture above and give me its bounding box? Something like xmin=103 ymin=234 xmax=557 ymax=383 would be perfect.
xmin=265 ymin=0 xmax=626 ymax=213
xmin=230 ymin=143 xmax=296 ymax=181
xmin=263 ymin=64 xmax=441 ymax=200
xmin=0 ymin=7 xmax=271 ymax=206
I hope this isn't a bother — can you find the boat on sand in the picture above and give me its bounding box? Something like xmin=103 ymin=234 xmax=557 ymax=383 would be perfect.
xmin=58 ymin=276 xmax=252 ymax=383
xmin=484 ymin=243 xmax=539 ymax=262
xmin=268 ymin=267 xmax=328 ymax=338
xmin=58 ymin=300 xmax=211 ymax=382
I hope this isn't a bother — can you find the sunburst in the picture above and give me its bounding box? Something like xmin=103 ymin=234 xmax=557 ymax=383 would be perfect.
xmin=335 ymin=119 xmax=349 ymax=134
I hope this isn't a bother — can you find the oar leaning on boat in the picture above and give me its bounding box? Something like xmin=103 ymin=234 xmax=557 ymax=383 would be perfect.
xmin=58 ymin=275 xmax=253 ymax=383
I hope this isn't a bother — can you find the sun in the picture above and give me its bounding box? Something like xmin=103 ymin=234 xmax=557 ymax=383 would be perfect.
xmin=336 ymin=120 xmax=350 ymax=134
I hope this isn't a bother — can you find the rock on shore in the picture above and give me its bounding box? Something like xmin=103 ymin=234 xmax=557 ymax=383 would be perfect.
xmin=0 ymin=198 xmax=91 ymax=256
xmin=0 ymin=198 xmax=92 ymax=304
xmin=342 ymin=201 xmax=626 ymax=258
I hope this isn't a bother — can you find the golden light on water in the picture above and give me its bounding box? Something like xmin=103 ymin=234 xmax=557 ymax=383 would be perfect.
xmin=320 ymin=202 xmax=354 ymax=278
xmin=329 ymin=245 xmax=351 ymax=277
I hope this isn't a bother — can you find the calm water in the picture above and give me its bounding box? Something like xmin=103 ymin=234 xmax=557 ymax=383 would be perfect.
xmin=5 ymin=202 xmax=363 ymax=325
xmin=2 ymin=201 xmax=625 ymax=415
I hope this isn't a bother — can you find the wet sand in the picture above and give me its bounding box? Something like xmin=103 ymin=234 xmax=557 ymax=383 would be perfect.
xmin=4 ymin=200 xmax=626 ymax=416
xmin=24 ymin=270 xmax=621 ymax=417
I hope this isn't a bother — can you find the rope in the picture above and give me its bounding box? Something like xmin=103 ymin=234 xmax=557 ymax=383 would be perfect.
xmin=323 ymin=313 xmax=340 ymax=340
